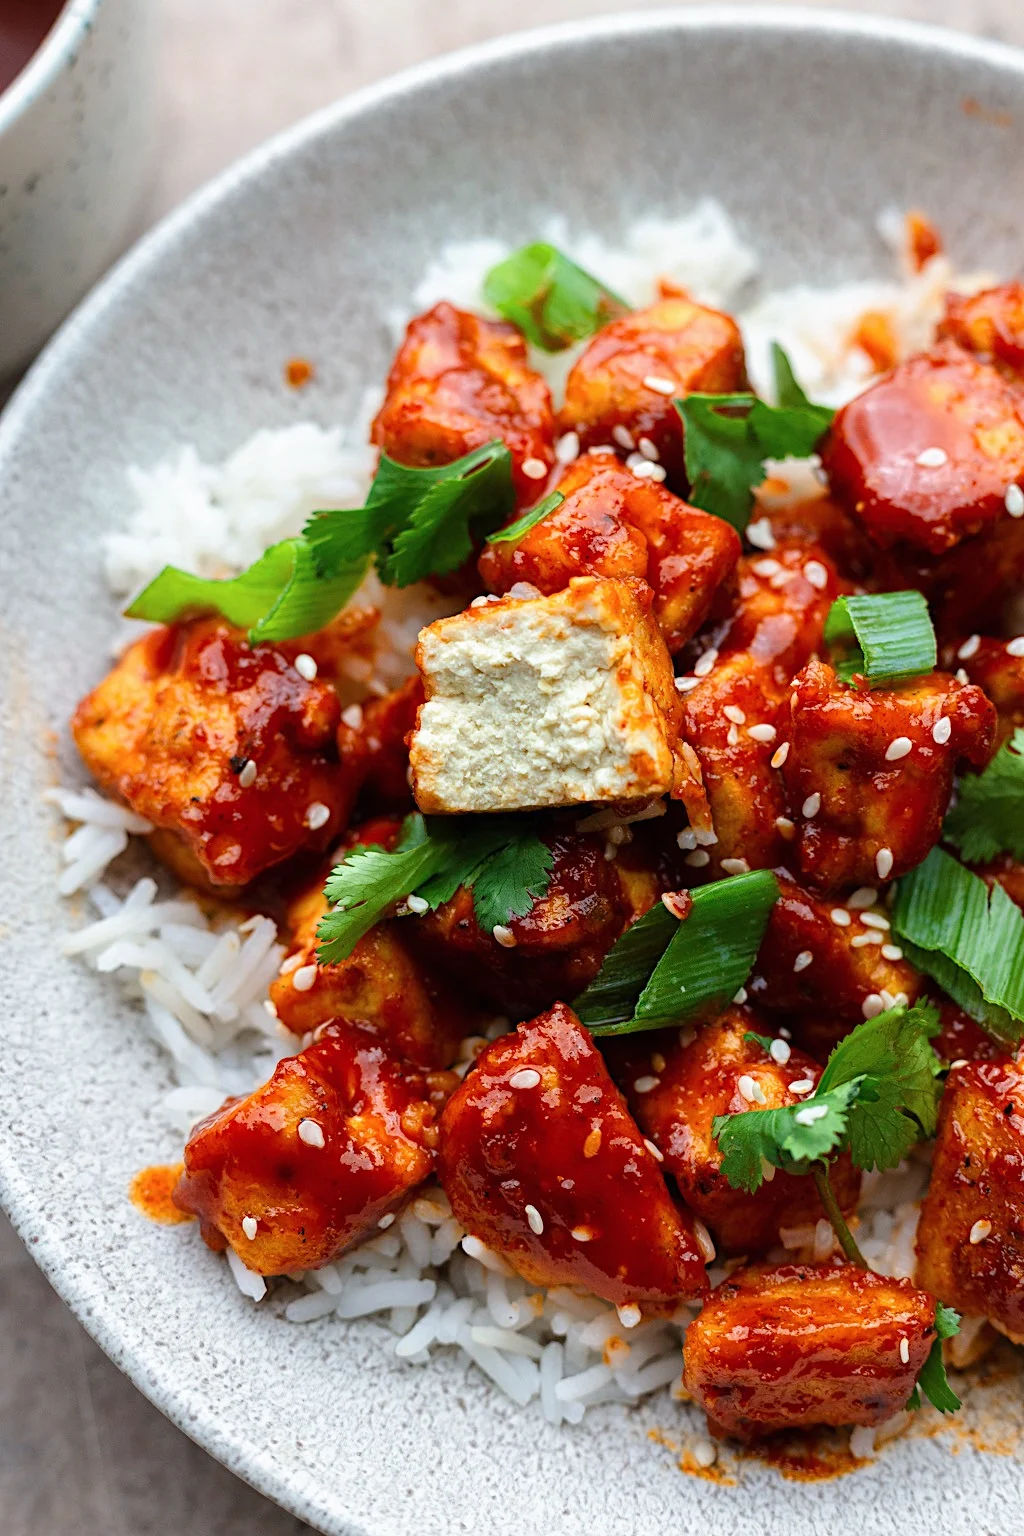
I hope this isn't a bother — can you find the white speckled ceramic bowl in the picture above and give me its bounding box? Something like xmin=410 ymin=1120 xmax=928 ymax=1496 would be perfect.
xmin=2 ymin=10 xmax=1024 ymax=1534
xmin=0 ymin=0 xmax=156 ymax=379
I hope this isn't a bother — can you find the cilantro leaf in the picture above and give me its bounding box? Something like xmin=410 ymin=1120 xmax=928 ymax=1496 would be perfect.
xmin=770 ymin=342 xmax=836 ymax=433
xmin=470 ymin=833 xmax=555 ymax=931
xmin=816 ymin=1003 xmax=942 ymax=1171
xmin=945 ymin=728 xmax=1024 ymax=863
xmin=743 ymin=1030 xmax=775 ymax=1053
xmin=317 ymin=816 xmax=440 ymax=963
xmin=911 ymin=1303 xmax=962 ymax=1414
xmin=306 ymin=441 xmax=516 ymax=589
xmin=823 ymin=591 xmax=937 ymax=687
xmin=124 ymin=537 xmax=369 ymax=646
xmin=485 ymin=491 xmax=564 ymax=546
xmin=712 ymin=1081 xmax=861 ymax=1193
xmin=482 ymin=243 xmax=627 ymax=351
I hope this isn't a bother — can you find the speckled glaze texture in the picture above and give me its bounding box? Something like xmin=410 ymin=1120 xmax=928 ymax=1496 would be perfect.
xmin=2 ymin=11 xmax=1024 ymax=1534
xmin=0 ymin=0 xmax=156 ymax=377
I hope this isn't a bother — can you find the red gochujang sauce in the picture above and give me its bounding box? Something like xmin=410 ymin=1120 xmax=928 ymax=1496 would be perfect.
xmin=0 ymin=0 xmax=67 ymax=97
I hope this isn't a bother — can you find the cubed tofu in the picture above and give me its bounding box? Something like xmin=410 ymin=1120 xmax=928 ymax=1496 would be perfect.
xmin=935 ymin=1002 xmax=1009 ymax=1066
xmin=72 ymin=619 xmax=347 ymax=890
xmin=937 ymin=282 xmax=1024 ymax=374
xmin=677 ymin=651 xmax=789 ymax=873
xmin=269 ymin=858 xmax=473 ymax=1069
xmin=682 ymin=1263 xmax=936 ymax=1438
xmin=823 ymin=343 xmax=1024 ymax=556
xmin=173 ymin=1022 xmax=452 ymax=1274
xmin=371 ymin=301 xmax=555 ymax=506
xmin=747 ymin=876 xmax=922 ymax=1033
xmin=478 ymin=452 xmax=740 ymax=654
xmin=335 ymin=676 xmax=422 ymax=815
xmin=780 ymin=658 xmax=996 ymax=891
xmin=616 ymin=1010 xmax=861 ymax=1254
xmin=438 ymin=1002 xmax=708 ymax=1307
xmin=916 ymin=1054 xmax=1024 ymax=1337
xmin=946 ymin=635 xmax=1024 ymax=749
xmin=410 ymin=825 xmax=658 ymax=1016
xmin=707 ymin=540 xmax=846 ymax=685
xmin=410 ymin=577 xmax=685 ymax=814
xmin=559 ymin=296 xmax=747 ymax=482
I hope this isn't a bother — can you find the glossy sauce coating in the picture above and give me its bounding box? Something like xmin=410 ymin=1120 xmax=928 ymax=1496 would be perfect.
xmin=335 ymin=675 xmax=422 ymax=815
xmin=439 ymin=1003 xmax=708 ymax=1307
xmin=72 ymin=618 xmax=347 ymax=889
xmin=945 ymin=635 xmax=1024 ymax=749
xmin=937 ymin=282 xmax=1024 ymax=374
xmin=174 ymin=1022 xmax=453 ymax=1274
xmin=683 ymin=1262 xmax=936 ymax=1438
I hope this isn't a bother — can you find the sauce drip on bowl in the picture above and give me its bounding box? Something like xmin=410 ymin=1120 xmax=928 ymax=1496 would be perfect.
xmin=0 ymin=0 xmax=66 ymax=97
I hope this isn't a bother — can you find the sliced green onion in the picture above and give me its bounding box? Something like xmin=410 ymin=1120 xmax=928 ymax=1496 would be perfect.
xmin=482 ymin=243 xmax=627 ymax=351
xmin=944 ymin=728 xmax=1024 ymax=863
xmin=892 ymin=846 xmax=1024 ymax=1042
xmin=125 ymin=538 xmax=368 ymax=646
xmin=485 ymin=491 xmax=564 ymax=546
xmin=574 ymin=905 xmax=676 ymax=1030
xmin=823 ymin=591 xmax=937 ymax=686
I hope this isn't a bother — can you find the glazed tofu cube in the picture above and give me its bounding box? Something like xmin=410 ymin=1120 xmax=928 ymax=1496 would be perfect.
xmin=410 ymin=576 xmax=684 ymax=814
xmin=371 ymin=301 xmax=555 ymax=506
xmin=717 ymin=540 xmax=846 ymax=683
xmin=438 ymin=1002 xmax=709 ymax=1308
xmin=411 ymin=824 xmax=658 ymax=1016
xmin=559 ymin=296 xmax=747 ymax=482
xmin=780 ymin=658 xmax=995 ymax=891
xmin=916 ymin=1055 xmax=1024 ymax=1337
xmin=747 ymin=876 xmax=922 ymax=1031
xmin=823 ymin=343 xmax=1024 ymax=556
xmin=478 ymin=451 xmax=740 ymax=653
xmin=682 ymin=1263 xmax=936 ymax=1438
xmin=616 ymin=1010 xmax=860 ymax=1254
xmin=173 ymin=1023 xmax=450 ymax=1274
xmin=72 ymin=618 xmax=347 ymax=890
xmin=937 ymin=282 xmax=1024 ymax=373
xmin=946 ymin=635 xmax=1024 ymax=749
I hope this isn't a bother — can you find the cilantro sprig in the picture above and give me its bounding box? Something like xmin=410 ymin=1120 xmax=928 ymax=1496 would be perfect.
xmin=910 ymin=1303 xmax=962 ymax=1415
xmin=823 ymin=591 xmax=937 ymax=687
xmin=482 ymin=243 xmax=627 ymax=351
xmin=674 ymin=345 xmax=834 ymax=532
xmin=944 ymin=728 xmax=1024 ymax=863
xmin=315 ymin=812 xmax=553 ymax=964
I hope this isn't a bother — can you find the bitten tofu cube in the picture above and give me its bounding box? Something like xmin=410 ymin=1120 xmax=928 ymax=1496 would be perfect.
xmin=410 ymin=576 xmax=683 ymax=813
xmin=916 ymin=1054 xmax=1024 ymax=1338
xmin=683 ymin=1263 xmax=937 ymax=1438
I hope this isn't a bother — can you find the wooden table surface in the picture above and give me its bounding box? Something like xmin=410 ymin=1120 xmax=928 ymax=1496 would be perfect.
xmin=4 ymin=2 xmax=1024 ymax=1533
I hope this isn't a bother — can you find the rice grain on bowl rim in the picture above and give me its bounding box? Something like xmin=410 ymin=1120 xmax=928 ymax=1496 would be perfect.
xmin=46 ymin=201 xmax=992 ymax=1456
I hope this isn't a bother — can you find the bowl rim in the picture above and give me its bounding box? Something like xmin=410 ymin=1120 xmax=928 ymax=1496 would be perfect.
xmin=0 ymin=0 xmax=107 ymax=138
xmin=3 ymin=7 xmax=1024 ymax=1530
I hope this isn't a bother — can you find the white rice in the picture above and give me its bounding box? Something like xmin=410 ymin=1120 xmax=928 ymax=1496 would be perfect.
xmin=48 ymin=203 xmax=985 ymax=1448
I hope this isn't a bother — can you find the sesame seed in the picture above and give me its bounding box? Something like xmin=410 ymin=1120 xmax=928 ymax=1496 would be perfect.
xmin=861 ymin=912 xmax=890 ymax=931
xmin=1006 ymin=483 xmax=1024 ymax=517
xmin=950 ymin=1058 xmax=969 ymax=1070
xmin=721 ymin=857 xmax=750 ymax=875
xmin=555 ymin=431 xmax=580 ymax=464
xmin=652 ymin=1052 xmax=666 ymax=1072
xmin=875 ymin=847 xmax=894 ymax=879
xmin=241 ymin=1215 xmax=258 ymax=1241
xmin=969 ymin=1219 xmax=992 ymax=1245
xmin=915 ymin=446 xmax=948 ymax=467
xmin=693 ymin=1219 xmax=716 ymax=1263
xmin=676 ymin=829 xmax=697 ymax=850
xmin=761 ymin=1158 xmax=777 ymax=1183
xmin=770 ymin=1038 xmax=792 ymax=1065
xmin=771 ymin=741 xmax=790 ymax=769
xmin=492 ymin=924 xmax=517 ymax=948
xmin=674 ymin=674 xmax=701 ymax=693
xmin=831 ymin=907 xmax=852 ymax=927
xmin=264 ymin=998 xmax=278 ymax=1018
xmin=885 ymin=736 xmax=913 ymax=762
xmin=695 ymin=827 xmax=718 ymax=846
xmin=899 ymin=1336 xmax=910 ymax=1364
xmin=525 ymin=1203 xmax=544 ymax=1234
xmin=862 ymin=992 xmax=885 ymax=1019
xmin=644 ymin=1138 xmax=665 ymax=1162
xmin=793 ymin=950 xmax=814 ymax=973
xmin=294 ymin=652 xmax=318 ymax=681
xmin=638 ymin=436 xmax=660 ymax=461
xmin=661 ymin=891 xmax=692 ymax=920
xmin=377 ymin=1212 xmax=396 ymax=1229
xmin=612 ymin=424 xmax=636 ymax=451
xmin=588 ymin=444 xmax=617 ymax=456
xmin=678 ymin=1027 xmax=696 ymax=1050
xmin=341 ymin=702 xmax=364 ymax=730
xmin=724 ymin=704 xmax=746 ymax=725
xmin=692 ymin=1438 xmax=718 ymax=1469
xmin=932 ymin=717 xmax=952 ymax=745
xmin=685 ymin=849 xmax=710 ymax=868
xmin=881 ymin=943 xmax=904 ymax=961
xmin=752 ymin=558 xmax=782 ymax=578
xmin=406 ymin=894 xmax=429 ymax=915
xmin=775 ymin=815 xmax=796 ymax=839
xmin=571 ymin=1226 xmax=594 ymax=1242
xmin=748 ymin=723 xmax=777 ymax=743
xmin=955 ymin=667 xmax=970 ymax=684
xmin=305 ymin=801 xmax=331 ymax=830
xmin=630 ymin=457 xmax=665 ymax=482
xmin=803 ymin=560 xmax=829 ymax=590
xmin=694 ymin=647 xmax=718 ymax=677
xmin=617 ymin=1303 xmax=643 ymax=1328
xmin=298 ymin=1118 xmax=325 ymax=1148
xmin=746 ymin=518 xmax=776 ymax=550
xmin=795 ymin=1103 xmax=830 ymax=1125
xmin=583 ymin=1126 xmax=602 ymax=1158
xmin=851 ymin=931 xmax=883 ymax=948
xmin=733 ymin=986 xmax=748 ymax=1005
xmin=738 ymin=1074 xmax=757 ymax=1102
xmin=509 ymin=1068 xmax=541 ymax=1090
xmin=802 ymin=792 xmax=821 ymax=819
xmin=726 ymin=724 xmax=740 ymax=747
xmin=470 ymin=595 xmax=491 ymax=608
xmin=643 ymin=374 xmax=677 ymax=395
xmin=280 ymin=952 xmax=302 ymax=975
xmin=292 ymin=964 xmax=317 ymax=992
xmin=634 ymin=1076 xmax=660 ymax=1094
xmin=522 ymin=457 xmax=548 ymax=480
xmin=1007 ymin=637 xmax=1024 ymax=657
xmin=958 ymin=634 xmax=981 ymax=660
xmin=847 ymin=886 xmax=878 ymax=909
xmin=789 ymin=1079 xmax=815 ymax=1096
xmin=238 ymin=759 xmax=257 ymax=789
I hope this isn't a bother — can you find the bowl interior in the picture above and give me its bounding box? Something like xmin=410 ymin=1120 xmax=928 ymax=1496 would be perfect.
xmin=2 ymin=12 xmax=1024 ymax=1534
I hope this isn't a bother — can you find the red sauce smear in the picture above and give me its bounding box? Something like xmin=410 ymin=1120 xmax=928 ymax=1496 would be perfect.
xmin=0 ymin=0 xmax=66 ymax=96
xmin=285 ymin=357 xmax=315 ymax=389
xmin=130 ymin=1163 xmax=193 ymax=1225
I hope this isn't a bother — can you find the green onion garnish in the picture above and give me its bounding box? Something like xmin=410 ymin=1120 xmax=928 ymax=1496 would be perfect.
xmin=823 ymin=590 xmax=937 ymax=686
xmin=482 ymin=243 xmax=627 ymax=351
